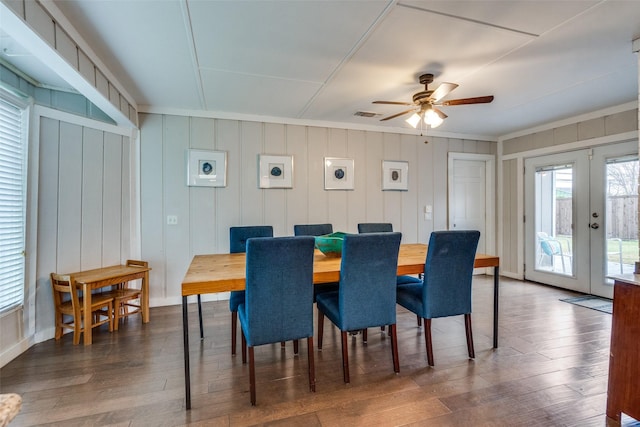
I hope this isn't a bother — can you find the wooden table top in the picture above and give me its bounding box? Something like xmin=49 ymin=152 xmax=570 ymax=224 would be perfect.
xmin=181 ymin=243 xmax=499 ymax=297
xmin=69 ymin=264 xmax=151 ymax=286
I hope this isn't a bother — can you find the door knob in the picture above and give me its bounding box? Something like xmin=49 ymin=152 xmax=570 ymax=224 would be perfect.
xmin=590 ymin=223 xmax=599 ymax=229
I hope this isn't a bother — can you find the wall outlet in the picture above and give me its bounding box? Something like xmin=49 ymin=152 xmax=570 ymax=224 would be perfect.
xmin=167 ymin=215 xmax=178 ymax=225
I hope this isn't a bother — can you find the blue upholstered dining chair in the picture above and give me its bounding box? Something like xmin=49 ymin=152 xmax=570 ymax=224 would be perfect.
xmin=294 ymin=223 xmax=333 ymax=237
xmin=194 ymin=226 xmax=275 ymax=347
xmin=315 ymin=232 xmax=402 ymax=383
xmin=357 ymin=222 xmax=393 ymax=234
xmin=238 ymin=236 xmax=316 ymax=405
xmin=358 ymin=222 xmax=422 ymax=332
xmin=357 ymin=222 xmax=422 ymax=286
xmin=396 ymin=230 xmax=480 ymax=366
xmin=294 ymin=223 xmax=339 ymax=300
xmin=228 ymin=225 xmax=273 ymax=356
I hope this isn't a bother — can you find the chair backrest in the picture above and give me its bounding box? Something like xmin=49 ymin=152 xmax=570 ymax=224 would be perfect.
xmin=357 ymin=223 xmax=393 ymax=233
xmin=338 ymin=232 xmax=402 ymax=330
xmin=229 ymin=226 xmax=273 ymax=253
xmin=422 ymin=230 xmax=480 ymax=318
xmin=126 ymin=259 xmax=148 ymax=268
xmin=50 ymin=273 xmax=80 ymax=313
xmin=243 ymin=236 xmax=316 ymax=346
xmin=294 ymin=223 xmax=333 ymax=236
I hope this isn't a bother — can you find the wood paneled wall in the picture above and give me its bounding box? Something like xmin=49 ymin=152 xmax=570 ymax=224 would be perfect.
xmin=500 ymin=158 xmax=519 ymax=274
xmin=502 ymin=108 xmax=637 ymax=155
xmin=34 ymin=116 xmax=131 ymax=335
xmin=139 ymin=113 xmax=496 ymax=306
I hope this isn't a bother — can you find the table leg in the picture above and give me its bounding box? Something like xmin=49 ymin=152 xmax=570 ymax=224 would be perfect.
xmin=493 ymin=266 xmax=499 ymax=349
xmin=83 ymin=283 xmax=92 ymax=345
xmin=182 ymin=295 xmax=191 ymax=409
xmin=142 ymin=271 xmax=150 ymax=323
xmin=197 ymin=294 xmax=204 ymax=340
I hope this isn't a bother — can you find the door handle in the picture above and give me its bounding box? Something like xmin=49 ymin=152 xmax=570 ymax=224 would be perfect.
xmin=590 ymin=223 xmax=599 ymax=229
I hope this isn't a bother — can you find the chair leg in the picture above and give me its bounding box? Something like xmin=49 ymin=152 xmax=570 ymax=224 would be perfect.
xmin=307 ymin=337 xmax=316 ymax=392
xmin=317 ymin=310 xmax=324 ymax=349
xmin=293 ymin=339 xmax=299 ymax=354
xmin=362 ymin=328 xmax=367 ymax=343
xmin=241 ymin=330 xmax=247 ymax=364
xmin=197 ymin=294 xmax=203 ymax=340
xmin=248 ymin=346 xmax=256 ymax=406
xmin=417 ymin=315 xmax=422 ymax=327
xmin=73 ymin=318 xmax=81 ymax=345
xmin=231 ymin=311 xmax=238 ymax=355
xmin=424 ymin=318 xmax=434 ymax=366
xmin=108 ymin=301 xmax=114 ymax=332
xmin=341 ymin=331 xmax=350 ymax=383
xmin=55 ymin=313 xmax=63 ymax=340
xmin=281 ymin=341 xmax=286 ymax=348
xmin=464 ymin=313 xmax=475 ymax=359
xmin=113 ymin=300 xmax=120 ymax=331
xmin=390 ymin=323 xmax=399 ymax=373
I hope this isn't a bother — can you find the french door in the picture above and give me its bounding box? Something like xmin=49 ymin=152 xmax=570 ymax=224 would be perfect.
xmin=524 ymin=141 xmax=638 ymax=298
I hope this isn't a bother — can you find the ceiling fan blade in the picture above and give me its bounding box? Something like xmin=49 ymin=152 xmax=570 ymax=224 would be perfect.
xmin=373 ymin=101 xmax=413 ymax=106
xmin=380 ymin=108 xmax=416 ymax=121
xmin=439 ymin=96 xmax=494 ymax=106
xmin=433 ymin=107 xmax=448 ymax=119
xmin=429 ymin=82 xmax=458 ymax=103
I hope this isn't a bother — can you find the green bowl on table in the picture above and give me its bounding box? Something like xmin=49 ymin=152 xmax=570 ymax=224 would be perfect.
xmin=314 ymin=232 xmax=346 ymax=257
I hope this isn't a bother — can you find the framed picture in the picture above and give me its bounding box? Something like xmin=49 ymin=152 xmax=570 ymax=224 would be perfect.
xmin=382 ymin=160 xmax=409 ymax=191
xmin=324 ymin=157 xmax=354 ymax=190
xmin=186 ymin=149 xmax=227 ymax=187
xmin=258 ymin=154 xmax=293 ymax=188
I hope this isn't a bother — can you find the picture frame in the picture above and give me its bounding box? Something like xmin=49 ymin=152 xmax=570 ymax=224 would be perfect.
xmin=258 ymin=154 xmax=293 ymax=188
xmin=382 ymin=160 xmax=409 ymax=191
xmin=186 ymin=149 xmax=227 ymax=187
xmin=324 ymin=157 xmax=354 ymax=190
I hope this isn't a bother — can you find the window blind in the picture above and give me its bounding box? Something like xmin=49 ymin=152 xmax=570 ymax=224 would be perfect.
xmin=0 ymin=98 xmax=26 ymax=313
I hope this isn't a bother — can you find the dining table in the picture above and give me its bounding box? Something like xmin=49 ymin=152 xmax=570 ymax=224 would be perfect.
xmin=180 ymin=243 xmax=499 ymax=409
xmin=68 ymin=263 xmax=152 ymax=345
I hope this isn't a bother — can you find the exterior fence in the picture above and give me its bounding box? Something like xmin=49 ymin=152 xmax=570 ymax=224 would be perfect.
xmin=556 ymin=196 xmax=638 ymax=239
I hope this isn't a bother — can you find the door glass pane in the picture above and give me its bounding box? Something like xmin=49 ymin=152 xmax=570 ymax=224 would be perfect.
xmin=534 ymin=164 xmax=574 ymax=276
xmin=605 ymin=156 xmax=638 ymax=278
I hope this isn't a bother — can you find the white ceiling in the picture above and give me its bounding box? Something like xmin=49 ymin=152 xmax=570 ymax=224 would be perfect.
xmin=3 ymin=1 xmax=640 ymax=139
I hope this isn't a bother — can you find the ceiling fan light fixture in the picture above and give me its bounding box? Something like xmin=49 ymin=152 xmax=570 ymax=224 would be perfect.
xmin=405 ymin=112 xmax=421 ymax=128
xmin=376 ymin=72 xmax=493 ymax=129
xmin=423 ymin=108 xmax=443 ymax=128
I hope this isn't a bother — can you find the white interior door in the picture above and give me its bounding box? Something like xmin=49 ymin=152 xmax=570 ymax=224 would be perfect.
xmin=448 ymin=153 xmax=495 ymax=271
xmin=525 ymin=141 xmax=638 ymax=297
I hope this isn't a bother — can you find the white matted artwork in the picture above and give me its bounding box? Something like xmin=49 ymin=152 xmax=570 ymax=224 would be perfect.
xmin=382 ymin=160 xmax=409 ymax=191
xmin=186 ymin=149 xmax=227 ymax=187
xmin=324 ymin=157 xmax=354 ymax=190
xmin=258 ymin=154 xmax=293 ymax=188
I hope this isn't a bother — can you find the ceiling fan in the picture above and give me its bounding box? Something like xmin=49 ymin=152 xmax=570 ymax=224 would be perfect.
xmin=373 ymin=73 xmax=494 ymax=128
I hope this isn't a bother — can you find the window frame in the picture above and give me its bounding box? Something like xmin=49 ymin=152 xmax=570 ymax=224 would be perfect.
xmin=0 ymin=86 xmax=30 ymax=317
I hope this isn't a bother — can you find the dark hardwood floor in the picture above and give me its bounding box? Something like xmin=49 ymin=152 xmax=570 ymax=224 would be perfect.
xmin=1 ymin=276 xmax=637 ymax=426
